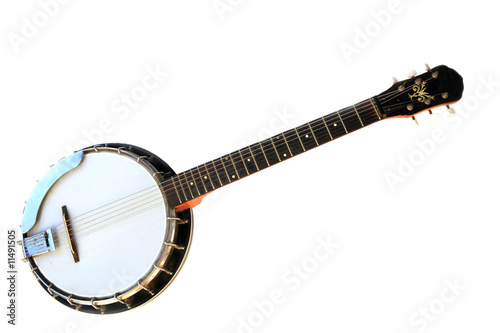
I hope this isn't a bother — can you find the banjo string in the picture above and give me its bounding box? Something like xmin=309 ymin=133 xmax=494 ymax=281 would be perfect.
xmin=25 ymin=81 xmax=429 ymax=246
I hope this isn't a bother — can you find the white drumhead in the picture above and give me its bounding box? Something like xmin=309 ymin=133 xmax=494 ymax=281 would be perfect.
xmin=30 ymin=151 xmax=168 ymax=297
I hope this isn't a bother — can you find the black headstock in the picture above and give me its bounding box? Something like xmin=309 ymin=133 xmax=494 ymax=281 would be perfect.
xmin=376 ymin=65 xmax=464 ymax=119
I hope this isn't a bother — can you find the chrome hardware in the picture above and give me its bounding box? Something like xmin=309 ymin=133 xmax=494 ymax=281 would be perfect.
xmin=152 ymin=171 xmax=167 ymax=180
xmin=138 ymin=282 xmax=155 ymax=295
xmin=90 ymin=298 xmax=106 ymax=314
xmin=114 ymin=294 xmax=131 ymax=309
xmin=47 ymin=284 xmax=55 ymax=296
xmin=154 ymin=264 xmax=173 ymax=275
xmin=67 ymin=295 xmax=77 ymax=306
xmin=21 ymin=229 xmax=56 ymax=261
xmin=30 ymin=266 xmax=40 ymax=281
xmin=167 ymin=217 xmax=188 ymax=224
xmin=412 ymin=116 xmax=419 ymax=127
xmin=164 ymin=242 xmax=185 ymax=250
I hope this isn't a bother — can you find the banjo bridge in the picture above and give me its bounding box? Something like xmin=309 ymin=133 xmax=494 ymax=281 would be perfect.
xmin=20 ymin=229 xmax=56 ymax=262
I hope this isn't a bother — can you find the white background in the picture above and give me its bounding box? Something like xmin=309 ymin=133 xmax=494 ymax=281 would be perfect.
xmin=1 ymin=0 xmax=499 ymax=332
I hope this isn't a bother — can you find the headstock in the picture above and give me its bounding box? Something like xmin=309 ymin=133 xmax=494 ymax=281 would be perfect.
xmin=376 ymin=65 xmax=464 ymax=120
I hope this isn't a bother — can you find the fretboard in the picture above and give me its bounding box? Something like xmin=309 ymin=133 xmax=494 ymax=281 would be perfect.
xmin=163 ymin=97 xmax=383 ymax=208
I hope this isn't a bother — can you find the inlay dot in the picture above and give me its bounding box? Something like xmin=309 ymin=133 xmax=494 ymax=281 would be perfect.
xmin=283 ymin=153 xmax=287 ymax=157
xmin=231 ymin=175 xmax=236 ymax=179
xmin=334 ymin=123 xmax=337 ymax=127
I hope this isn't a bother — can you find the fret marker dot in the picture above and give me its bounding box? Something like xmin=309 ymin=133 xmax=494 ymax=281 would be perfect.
xmin=190 ymin=182 xmax=194 ymax=186
xmin=203 ymin=176 xmax=207 ymax=180
xmin=305 ymin=134 xmax=309 ymax=138
xmin=231 ymin=175 xmax=236 ymax=179
xmin=334 ymin=123 xmax=337 ymax=127
xmin=247 ymin=158 xmax=251 ymax=162
xmin=283 ymin=153 xmax=287 ymax=157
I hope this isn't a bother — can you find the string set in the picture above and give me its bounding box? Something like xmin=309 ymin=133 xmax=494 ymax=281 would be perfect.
xmin=24 ymin=75 xmax=435 ymax=249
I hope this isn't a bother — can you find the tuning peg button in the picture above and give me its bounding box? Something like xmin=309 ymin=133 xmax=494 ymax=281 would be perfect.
xmin=408 ymin=69 xmax=417 ymax=78
xmin=428 ymin=110 xmax=439 ymax=122
xmin=446 ymin=105 xmax=455 ymax=115
xmin=392 ymin=76 xmax=398 ymax=83
xmin=425 ymin=64 xmax=431 ymax=72
xmin=412 ymin=116 xmax=419 ymax=127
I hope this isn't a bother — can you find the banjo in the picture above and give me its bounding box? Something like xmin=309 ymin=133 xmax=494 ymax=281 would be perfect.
xmin=20 ymin=65 xmax=464 ymax=314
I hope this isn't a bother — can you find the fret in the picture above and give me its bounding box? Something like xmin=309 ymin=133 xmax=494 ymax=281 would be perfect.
xmin=211 ymin=160 xmax=224 ymax=187
xmin=217 ymin=157 xmax=231 ymax=184
xmin=295 ymin=122 xmax=320 ymax=150
xmin=196 ymin=166 xmax=209 ymax=193
xmin=283 ymin=130 xmax=304 ymax=156
xmin=294 ymin=128 xmax=306 ymax=152
xmin=248 ymin=146 xmax=260 ymax=172
xmin=324 ymin=112 xmax=349 ymax=138
xmin=338 ymin=107 xmax=362 ymax=133
xmin=257 ymin=142 xmax=270 ymax=167
xmin=281 ymin=133 xmax=295 ymax=156
xmin=238 ymin=150 xmax=250 ymax=174
xmin=321 ymin=116 xmax=333 ymax=140
xmin=370 ymin=98 xmax=382 ymax=120
xmin=203 ymin=163 xmax=217 ymax=190
xmin=221 ymin=156 xmax=238 ymax=181
xmin=353 ymin=104 xmax=364 ymax=127
xmin=307 ymin=123 xmax=319 ymax=146
xmin=173 ymin=175 xmax=188 ymax=202
xmin=188 ymin=168 xmax=203 ymax=196
xmin=166 ymin=178 xmax=182 ymax=205
xmin=357 ymin=99 xmax=381 ymax=126
xmin=268 ymin=137 xmax=282 ymax=162
xmin=182 ymin=172 xmax=195 ymax=199
xmin=229 ymin=151 xmax=247 ymax=178
xmin=271 ymin=135 xmax=293 ymax=161
xmin=241 ymin=147 xmax=260 ymax=174
xmin=336 ymin=110 xmax=348 ymax=133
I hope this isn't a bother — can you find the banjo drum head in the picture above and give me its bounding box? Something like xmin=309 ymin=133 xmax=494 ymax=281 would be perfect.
xmin=24 ymin=144 xmax=193 ymax=314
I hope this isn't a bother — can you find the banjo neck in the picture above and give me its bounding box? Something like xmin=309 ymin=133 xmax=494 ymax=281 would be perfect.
xmin=166 ymin=97 xmax=383 ymax=212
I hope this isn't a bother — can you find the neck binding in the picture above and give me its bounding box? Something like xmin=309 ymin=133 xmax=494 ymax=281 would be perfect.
xmin=164 ymin=97 xmax=384 ymax=211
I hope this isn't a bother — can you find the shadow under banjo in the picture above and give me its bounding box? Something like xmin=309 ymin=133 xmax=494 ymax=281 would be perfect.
xmin=20 ymin=65 xmax=464 ymax=314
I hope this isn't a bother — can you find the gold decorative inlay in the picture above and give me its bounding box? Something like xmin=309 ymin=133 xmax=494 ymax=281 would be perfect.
xmin=408 ymin=81 xmax=434 ymax=103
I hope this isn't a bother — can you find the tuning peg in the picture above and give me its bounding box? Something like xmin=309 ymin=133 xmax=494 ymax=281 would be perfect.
xmin=425 ymin=63 xmax=431 ymax=72
xmin=408 ymin=69 xmax=417 ymax=78
xmin=446 ymin=105 xmax=455 ymax=115
xmin=392 ymin=76 xmax=398 ymax=83
xmin=428 ymin=109 xmax=439 ymax=122
xmin=412 ymin=116 xmax=419 ymax=127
